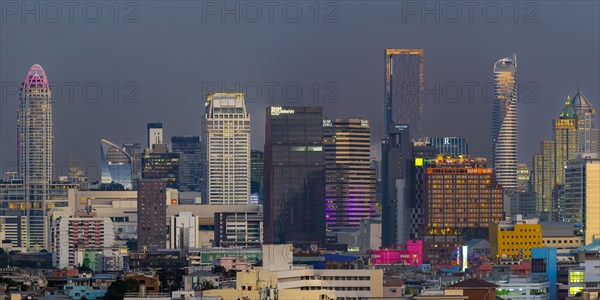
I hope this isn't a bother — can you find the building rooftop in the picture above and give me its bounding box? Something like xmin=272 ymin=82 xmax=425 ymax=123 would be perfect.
xmin=448 ymin=278 xmax=499 ymax=289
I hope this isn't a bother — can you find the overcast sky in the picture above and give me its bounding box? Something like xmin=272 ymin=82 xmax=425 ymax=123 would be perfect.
xmin=1 ymin=1 xmax=598 ymax=177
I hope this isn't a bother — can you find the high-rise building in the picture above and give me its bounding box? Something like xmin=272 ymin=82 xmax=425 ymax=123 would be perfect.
xmin=563 ymin=155 xmax=600 ymax=245
xmin=100 ymin=139 xmax=133 ymax=189
xmin=0 ymin=182 xmax=75 ymax=251
xmin=147 ymin=123 xmax=163 ymax=150
xmin=123 ymin=143 xmax=143 ymax=184
xmin=323 ymin=118 xmax=376 ymax=232
xmin=168 ymin=212 xmax=199 ymax=251
xmin=137 ymin=179 xmax=167 ymax=250
xmin=263 ymin=106 xmax=326 ymax=246
xmin=16 ymin=64 xmax=54 ymax=250
xmin=419 ymin=156 xmax=504 ymax=265
xmin=250 ymin=150 xmax=264 ymax=204
xmin=415 ymin=137 xmax=469 ymax=157
xmin=492 ymin=55 xmax=518 ymax=190
xmin=533 ymin=99 xmax=579 ymax=221
xmin=142 ymin=145 xmax=179 ymax=189
xmin=381 ymin=123 xmax=412 ymax=246
xmin=569 ymin=87 xmax=600 ymax=156
xmin=384 ymin=49 xmax=424 ymax=139
xmin=203 ymin=93 xmax=250 ymax=205
xmin=171 ymin=136 xmax=202 ymax=192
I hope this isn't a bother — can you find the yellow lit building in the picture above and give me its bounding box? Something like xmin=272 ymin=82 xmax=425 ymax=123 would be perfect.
xmin=489 ymin=215 xmax=543 ymax=262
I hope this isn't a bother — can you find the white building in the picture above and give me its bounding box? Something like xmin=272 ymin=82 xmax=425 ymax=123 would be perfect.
xmin=203 ymin=93 xmax=251 ymax=205
xmin=52 ymin=216 xmax=116 ymax=269
xmin=168 ymin=212 xmax=199 ymax=250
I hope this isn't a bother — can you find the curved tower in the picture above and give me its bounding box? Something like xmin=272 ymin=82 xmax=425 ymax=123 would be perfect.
xmin=100 ymin=139 xmax=133 ymax=189
xmin=492 ymin=55 xmax=518 ymax=190
xmin=17 ymin=64 xmax=53 ymax=249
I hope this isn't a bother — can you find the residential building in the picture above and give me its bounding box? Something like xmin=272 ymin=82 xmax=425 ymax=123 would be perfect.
xmin=492 ymin=54 xmax=518 ymax=190
xmin=137 ymin=180 xmax=167 ymax=250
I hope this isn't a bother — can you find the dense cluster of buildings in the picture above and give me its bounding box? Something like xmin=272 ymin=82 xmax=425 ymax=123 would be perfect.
xmin=1 ymin=48 xmax=599 ymax=300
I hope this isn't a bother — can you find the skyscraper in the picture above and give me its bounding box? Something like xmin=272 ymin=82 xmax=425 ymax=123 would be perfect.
xmin=203 ymin=93 xmax=250 ymax=205
xmin=147 ymin=123 xmax=163 ymax=150
xmin=385 ymin=49 xmax=424 ymax=138
xmin=171 ymin=136 xmax=202 ymax=192
xmin=323 ymin=118 xmax=376 ymax=232
xmin=263 ymin=106 xmax=326 ymax=246
xmin=381 ymin=123 xmax=412 ymax=246
xmin=250 ymin=150 xmax=264 ymax=204
xmin=570 ymin=87 xmax=599 ymax=156
xmin=100 ymin=139 xmax=133 ymax=189
xmin=17 ymin=64 xmax=54 ymax=250
xmin=137 ymin=179 xmax=167 ymax=250
xmin=533 ymin=99 xmax=579 ymax=220
xmin=492 ymin=55 xmax=518 ymax=190
xmin=563 ymin=155 xmax=600 ymax=245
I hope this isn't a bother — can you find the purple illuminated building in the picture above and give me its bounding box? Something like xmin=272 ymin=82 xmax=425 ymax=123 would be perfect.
xmin=323 ymin=118 xmax=377 ymax=232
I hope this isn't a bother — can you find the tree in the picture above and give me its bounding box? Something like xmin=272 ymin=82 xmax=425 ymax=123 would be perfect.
xmin=106 ymin=279 xmax=140 ymax=300
xmin=199 ymin=279 xmax=217 ymax=291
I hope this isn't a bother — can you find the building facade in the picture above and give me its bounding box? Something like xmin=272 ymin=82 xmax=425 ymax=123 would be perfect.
xmin=137 ymin=180 xmax=167 ymax=250
xmin=533 ymin=99 xmax=579 ymax=221
xmin=52 ymin=216 xmax=116 ymax=269
xmin=100 ymin=139 xmax=133 ymax=189
xmin=381 ymin=123 xmax=412 ymax=246
xmin=250 ymin=150 xmax=264 ymax=204
xmin=323 ymin=118 xmax=376 ymax=232
xmin=147 ymin=123 xmax=163 ymax=150
xmin=563 ymin=155 xmax=600 ymax=244
xmin=415 ymin=137 xmax=469 ymax=157
xmin=16 ymin=64 xmax=54 ymax=250
xmin=141 ymin=146 xmax=179 ymax=189
xmin=214 ymin=211 xmax=262 ymax=248
xmin=384 ymin=48 xmax=424 ymax=139
xmin=171 ymin=136 xmax=202 ymax=192
xmin=203 ymin=93 xmax=251 ymax=205
xmin=570 ymin=87 xmax=599 ymax=156
xmin=263 ymin=106 xmax=326 ymax=246
xmin=489 ymin=216 xmax=543 ymax=263
xmin=492 ymin=55 xmax=518 ymax=191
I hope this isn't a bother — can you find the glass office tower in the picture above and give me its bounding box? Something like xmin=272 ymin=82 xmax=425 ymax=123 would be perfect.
xmin=100 ymin=139 xmax=133 ymax=189
xmin=385 ymin=49 xmax=424 ymax=139
xmin=263 ymin=106 xmax=325 ymax=246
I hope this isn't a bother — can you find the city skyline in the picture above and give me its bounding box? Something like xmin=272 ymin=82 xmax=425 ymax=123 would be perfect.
xmin=1 ymin=2 xmax=598 ymax=172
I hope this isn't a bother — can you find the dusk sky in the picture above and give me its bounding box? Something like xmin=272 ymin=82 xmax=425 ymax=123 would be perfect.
xmin=1 ymin=1 xmax=598 ymax=178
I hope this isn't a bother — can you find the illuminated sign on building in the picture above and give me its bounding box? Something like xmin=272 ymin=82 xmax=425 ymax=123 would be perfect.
xmin=271 ymin=107 xmax=295 ymax=116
